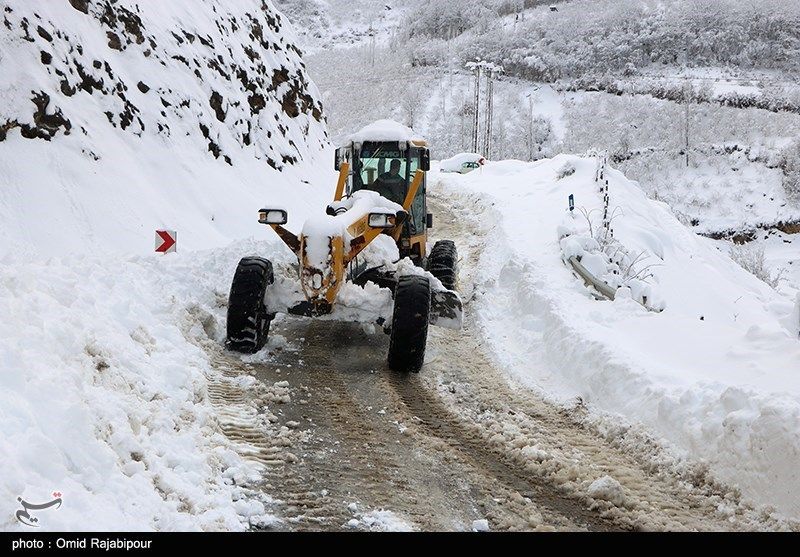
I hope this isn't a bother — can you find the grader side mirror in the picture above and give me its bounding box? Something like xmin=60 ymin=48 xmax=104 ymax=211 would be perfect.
xmin=259 ymin=208 xmax=288 ymax=225
xmin=334 ymin=148 xmax=341 ymax=171
xmin=421 ymin=149 xmax=431 ymax=171
xmin=427 ymin=213 xmax=433 ymax=229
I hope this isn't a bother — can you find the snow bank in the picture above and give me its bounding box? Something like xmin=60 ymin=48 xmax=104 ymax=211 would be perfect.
xmin=0 ymin=240 xmax=289 ymax=531
xmin=434 ymin=155 xmax=800 ymax=518
xmin=302 ymin=190 xmax=404 ymax=268
xmin=266 ymin=190 xmax=448 ymax=326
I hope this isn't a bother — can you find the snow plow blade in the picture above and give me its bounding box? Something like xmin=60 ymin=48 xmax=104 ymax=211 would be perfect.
xmin=430 ymin=289 xmax=463 ymax=329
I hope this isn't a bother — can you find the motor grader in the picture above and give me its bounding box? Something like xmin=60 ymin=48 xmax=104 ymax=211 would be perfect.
xmin=225 ymin=123 xmax=461 ymax=372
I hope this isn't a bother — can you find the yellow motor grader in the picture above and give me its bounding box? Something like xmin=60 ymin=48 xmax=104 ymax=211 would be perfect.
xmin=225 ymin=124 xmax=461 ymax=372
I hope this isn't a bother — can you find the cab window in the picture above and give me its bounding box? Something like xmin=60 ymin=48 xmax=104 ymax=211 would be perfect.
xmin=408 ymin=153 xmax=426 ymax=235
xmin=355 ymin=146 xmax=407 ymax=190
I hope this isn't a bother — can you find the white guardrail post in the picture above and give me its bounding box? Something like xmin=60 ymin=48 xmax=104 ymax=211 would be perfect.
xmin=566 ymin=153 xmax=617 ymax=302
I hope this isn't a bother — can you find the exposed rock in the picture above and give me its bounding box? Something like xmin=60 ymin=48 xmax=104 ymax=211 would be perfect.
xmin=209 ymin=91 xmax=226 ymax=122
xmin=36 ymin=25 xmax=52 ymax=42
xmin=106 ymin=31 xmax=122 ymax=51
xmin=0 ymin=92 xmax=72 ymax=142
xmin=1 ymin=0 xmax=325 ymax=166
xmin=68 ymin=0 xmax=89 ymax=15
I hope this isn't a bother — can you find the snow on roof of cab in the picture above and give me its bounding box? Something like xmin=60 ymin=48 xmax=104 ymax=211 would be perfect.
xmin=345 ymin=119 xmax=426 ymax=146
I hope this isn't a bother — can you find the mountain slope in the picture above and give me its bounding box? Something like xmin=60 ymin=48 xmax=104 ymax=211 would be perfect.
xmin=0 ymin=0 xmax=333 ymax=531
xmin=0 ymin=0 xmax=331 ymax=257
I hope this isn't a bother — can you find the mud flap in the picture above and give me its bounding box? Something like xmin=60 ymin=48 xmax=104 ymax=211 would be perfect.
xmin=430 ymin=289 xmax=463 ymax=329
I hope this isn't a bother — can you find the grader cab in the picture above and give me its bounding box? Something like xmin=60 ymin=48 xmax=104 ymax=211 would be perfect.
xmin=226 ymin=121 xmax=461 ymax=372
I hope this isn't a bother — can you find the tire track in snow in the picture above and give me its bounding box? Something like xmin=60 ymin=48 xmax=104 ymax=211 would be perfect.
xmin=387 ymin=371 xmax=619 ymax=531
xmin=244 ymin=318 xmax=594 ymax=531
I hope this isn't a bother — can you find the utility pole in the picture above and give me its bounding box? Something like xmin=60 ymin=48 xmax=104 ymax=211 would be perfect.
xmin=466 ymin=60 xmax=503 ymax=156
xmin=467 ymin=62 xmax=482 ymax=153
xmin=682 ymin=39 xmax=690 ymax=168
xmin=483 ymin=68 xmax=494 ymax=158
xmin=683 ymin=81 xmax=691 ymax=167
xmin=482 ymin=64 xmax=502 ymax=159
xmin=368 ymin=25 xmax=376 ymax=67
xmin=527 ymin=94 xmax=534 ymax=161
xmin=483 ymin=69 xmax=491 ymax=157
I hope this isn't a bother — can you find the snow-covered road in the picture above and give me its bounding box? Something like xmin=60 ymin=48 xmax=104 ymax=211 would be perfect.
xmin=189 ymin=195 xmax=794 ymax=531
xmin=4 ymin=184 xmax=796 ymax=531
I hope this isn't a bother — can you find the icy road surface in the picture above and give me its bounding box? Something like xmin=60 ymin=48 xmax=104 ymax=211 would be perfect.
xmin=195 ymin=196 xmax=794 ymax=532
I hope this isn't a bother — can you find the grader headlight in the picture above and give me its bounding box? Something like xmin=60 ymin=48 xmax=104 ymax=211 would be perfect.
xmin=258 ymin=208 xmax=288 ymax=225
xmin=368 ymin=212 xmax=397 ymax=229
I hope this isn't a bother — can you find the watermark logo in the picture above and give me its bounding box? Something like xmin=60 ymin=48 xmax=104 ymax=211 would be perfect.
xmin=15 ymin=492 xmax=62 ymax=527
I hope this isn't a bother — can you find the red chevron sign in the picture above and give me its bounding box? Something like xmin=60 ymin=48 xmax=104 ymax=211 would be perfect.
xmin=155 ymin=230 xmax=177 ymax=253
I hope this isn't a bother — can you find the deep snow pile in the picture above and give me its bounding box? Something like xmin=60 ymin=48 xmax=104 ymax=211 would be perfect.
xmin=0 ymin=240 xmax=290 ymax=531
xmin=433 ymin=156 xmax=800 ymax=518
xmin=345 ymin=119 xmax=423 ymax=144
xmin=0 ymin=0 xmax=329 ymax=258
xmin=302 ymin=189 xmax=404 ymax=268
xmin=265 ymin=188 xmax=454 ymax=326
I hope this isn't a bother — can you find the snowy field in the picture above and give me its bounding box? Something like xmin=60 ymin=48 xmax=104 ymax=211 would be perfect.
xmin=432 ymin=156 xmax=800 ymax=518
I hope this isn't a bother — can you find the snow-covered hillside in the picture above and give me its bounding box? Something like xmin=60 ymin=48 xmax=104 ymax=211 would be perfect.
xmin=273 ymin=0 xmax=403 ymax=53
xmin=433 ymin=156 xmax=800 ymax=518
xmin=3 ymin=0 xmax=800 ymax=532
xmin=0 ymin=0 xmax=335 ymax=531
xmin=299 ymin=0 xmax=800 ymax=242
xmin=0 ymin=0 xmax=331 ymax=258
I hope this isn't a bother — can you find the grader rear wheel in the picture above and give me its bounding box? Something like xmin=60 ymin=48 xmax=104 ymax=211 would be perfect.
xmin=427 ymin=240 xmax=458 ymax=291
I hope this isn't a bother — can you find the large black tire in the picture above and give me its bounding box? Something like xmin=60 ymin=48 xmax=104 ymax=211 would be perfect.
xmin=388 ymin=275 xmax=431 ymax=373
xmin=427 ymin=240 xmax=458 ymax=291
xmin=226 ymin=257 xmax=274 ymax=353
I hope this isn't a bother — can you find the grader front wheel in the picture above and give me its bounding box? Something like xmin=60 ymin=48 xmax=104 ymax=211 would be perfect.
xmin=226 ymin=257 xmax=274 ymax=353
xmin=388 ymin=275 xmax=431 ymax=373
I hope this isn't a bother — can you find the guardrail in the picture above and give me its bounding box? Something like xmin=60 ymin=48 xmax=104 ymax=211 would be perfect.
xmin=567 ymin=255 xmax=617 ymax=301
xmin=563 ymin=153 xmax=617 ymax=301
xmin=568 ymin=153 xmax=630 ymax=303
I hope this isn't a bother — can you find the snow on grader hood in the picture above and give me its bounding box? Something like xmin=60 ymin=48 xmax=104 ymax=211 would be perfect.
xmin=226 ymin=122 xmax=462 ymax=372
